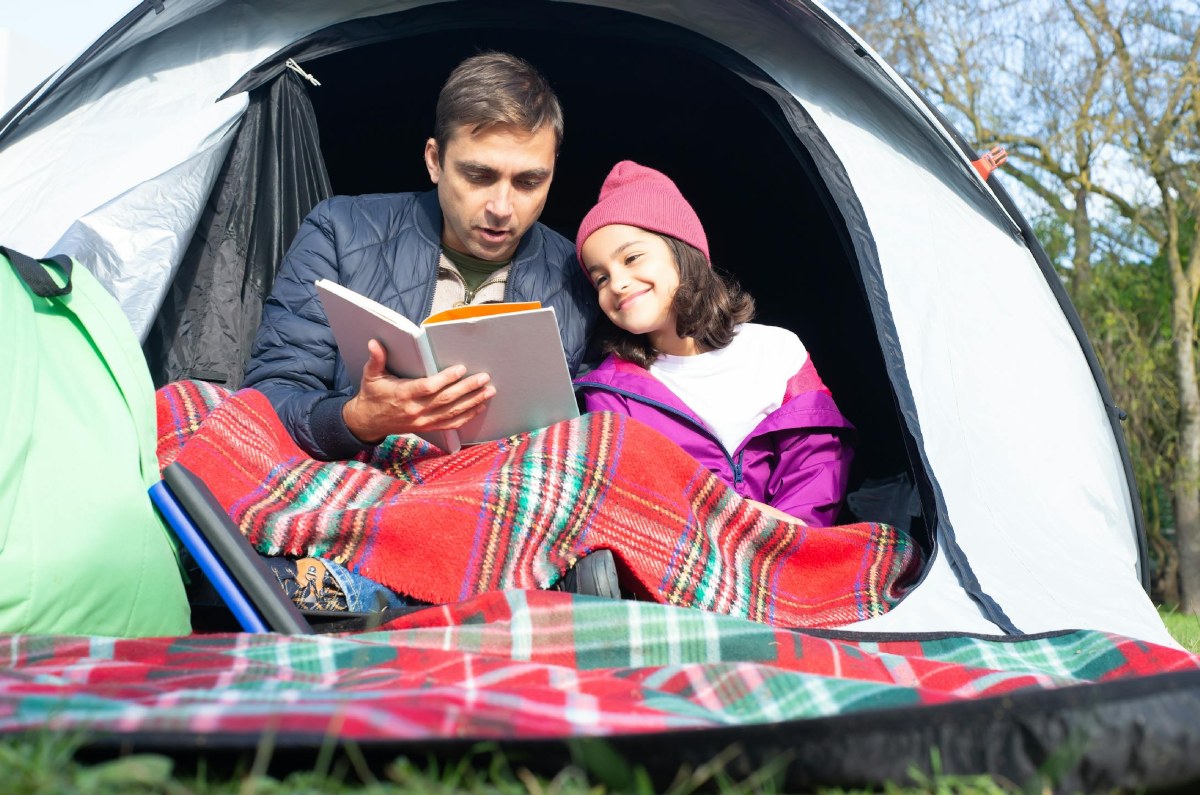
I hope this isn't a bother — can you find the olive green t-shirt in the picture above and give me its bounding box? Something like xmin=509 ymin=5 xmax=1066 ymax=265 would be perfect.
xmin=442 ymin=246 xmax=509 ymax=299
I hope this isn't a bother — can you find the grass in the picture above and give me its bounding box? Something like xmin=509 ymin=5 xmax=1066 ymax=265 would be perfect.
xmin=1159 ymin=604 xmax=1200 ymax=651
xmin=4 ymin=611 xmax=1197 ymax=795
xmin=0 ymin=735 xmax=1026 ymax=795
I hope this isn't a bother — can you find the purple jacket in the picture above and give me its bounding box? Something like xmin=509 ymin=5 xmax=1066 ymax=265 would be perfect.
xmin=574 ymin=354 xmax=855 ymax=526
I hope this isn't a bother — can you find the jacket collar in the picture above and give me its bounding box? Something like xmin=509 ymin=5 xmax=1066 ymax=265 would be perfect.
xmin=413 ymin=189 xmax=544 ymax=267
xmin=575 ymin=355 xmax=706 ymax=424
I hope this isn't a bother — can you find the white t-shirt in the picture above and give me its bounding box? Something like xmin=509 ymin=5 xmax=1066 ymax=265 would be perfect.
xmin=649 ymin=323 xmax=809 ymax=453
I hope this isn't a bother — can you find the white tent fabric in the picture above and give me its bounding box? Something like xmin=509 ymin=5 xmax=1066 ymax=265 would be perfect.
xmin=0 ymin=28 xmax=64 ymax=115
xmin=0 ymin=0 xmax=407 ymax=336
xmin=53 ymin=141 xmax=235 ymax=334
xmin=0 ymin=0 xmax=1175 ymax=647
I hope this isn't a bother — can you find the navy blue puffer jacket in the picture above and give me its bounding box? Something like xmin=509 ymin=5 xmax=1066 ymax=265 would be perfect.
xmin=242 ymin=190 xmax=597 ymax=460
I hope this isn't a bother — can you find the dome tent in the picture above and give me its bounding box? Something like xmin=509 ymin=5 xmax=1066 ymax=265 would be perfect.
xmin=1 ymin=0 xmax=1197 ymax=789
xmin=0 ymin=0 xmax=1159 ymax=642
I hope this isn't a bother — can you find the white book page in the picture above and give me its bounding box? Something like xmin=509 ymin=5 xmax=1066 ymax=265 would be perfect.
xmin=424 ymin=306 xmax=578 ymax=445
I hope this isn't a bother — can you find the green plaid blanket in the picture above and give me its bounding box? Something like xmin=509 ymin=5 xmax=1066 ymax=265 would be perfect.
xmin=0 ymin=591 xmax=1196 ymax=741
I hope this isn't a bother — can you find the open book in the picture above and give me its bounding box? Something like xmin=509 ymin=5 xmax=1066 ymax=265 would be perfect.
xmin=315 ymin=279 xmax=579 ymax=453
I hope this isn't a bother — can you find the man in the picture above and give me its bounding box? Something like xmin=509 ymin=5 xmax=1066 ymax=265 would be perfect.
xmin=242 ymin=52 xmax=596 ymax=461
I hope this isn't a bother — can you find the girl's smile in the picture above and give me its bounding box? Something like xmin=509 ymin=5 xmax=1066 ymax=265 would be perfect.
xmin=616 ymin=287 xmax=651 ymax=310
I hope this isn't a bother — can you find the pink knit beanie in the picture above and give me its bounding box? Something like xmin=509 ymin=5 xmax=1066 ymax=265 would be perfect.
xmin=575 ymin=160 xmax=710 ymax=268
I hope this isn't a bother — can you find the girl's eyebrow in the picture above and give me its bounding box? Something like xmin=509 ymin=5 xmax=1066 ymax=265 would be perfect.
xmin=608 ymin=240 xmax=639 ymax=258
xmin=589 ymin=236 xmax=649 ymax=269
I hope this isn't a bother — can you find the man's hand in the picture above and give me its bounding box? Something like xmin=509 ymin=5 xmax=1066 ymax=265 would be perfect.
xmin=745 ymin=499 xmax=807 ymax=526
xmin=342 ymin=339 xmax=496 ymax=444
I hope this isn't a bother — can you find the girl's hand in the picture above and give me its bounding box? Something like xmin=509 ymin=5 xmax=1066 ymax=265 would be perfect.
xmin=745 ymin=499 xmax=807 ymax=526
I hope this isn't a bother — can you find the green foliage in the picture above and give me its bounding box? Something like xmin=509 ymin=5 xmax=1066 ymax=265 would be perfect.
xmin=1029 ymin=214 xmax=1073 ymax=270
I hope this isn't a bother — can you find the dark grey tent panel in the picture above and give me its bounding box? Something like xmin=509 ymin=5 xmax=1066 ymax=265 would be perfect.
xmin=143 ymin=70 xmax=332 ymax=388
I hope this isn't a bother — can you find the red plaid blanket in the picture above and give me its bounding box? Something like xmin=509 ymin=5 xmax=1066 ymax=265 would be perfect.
xmin=156 ymin=380 xmax=918 ymax=627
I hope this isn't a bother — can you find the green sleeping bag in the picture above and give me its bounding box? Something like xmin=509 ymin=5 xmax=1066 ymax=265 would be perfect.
xmin=0 ymin=247 xmax=189 ymax=637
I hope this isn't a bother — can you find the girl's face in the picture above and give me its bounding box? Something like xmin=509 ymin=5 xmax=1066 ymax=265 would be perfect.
xmin=582 ymin=224 xmax=695 ymax=355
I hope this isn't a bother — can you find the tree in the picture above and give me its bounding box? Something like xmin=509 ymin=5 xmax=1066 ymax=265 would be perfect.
xmin=1060 ymin=0 xmax=1200 ymax=612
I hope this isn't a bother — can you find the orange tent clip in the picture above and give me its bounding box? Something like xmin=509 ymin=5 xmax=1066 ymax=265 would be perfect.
xmin=972 ymin=145 xmax=1008 ymax=180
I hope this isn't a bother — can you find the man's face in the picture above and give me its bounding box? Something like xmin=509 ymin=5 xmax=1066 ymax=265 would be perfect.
xmin=425 ymin=123 xmax=557 ymax=262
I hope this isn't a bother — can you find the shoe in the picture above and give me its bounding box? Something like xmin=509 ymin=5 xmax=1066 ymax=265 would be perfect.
xmin=555 ymin=549 xmax=621 ymax=599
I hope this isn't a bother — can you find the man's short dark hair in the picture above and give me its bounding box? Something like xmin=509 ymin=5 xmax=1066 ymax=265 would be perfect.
xmin=434 ymin=52 xmax=564 ymax=157
xmin=603 ymin=235 xmax=755 ymax=368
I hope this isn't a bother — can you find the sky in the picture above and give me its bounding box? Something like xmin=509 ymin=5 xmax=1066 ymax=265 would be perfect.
xmin=1 ymin=0 xmax=132 ymax=113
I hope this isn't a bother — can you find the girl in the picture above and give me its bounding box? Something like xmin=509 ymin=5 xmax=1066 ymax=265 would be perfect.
xmin=573 ymin=161 xmax=855 ymax=527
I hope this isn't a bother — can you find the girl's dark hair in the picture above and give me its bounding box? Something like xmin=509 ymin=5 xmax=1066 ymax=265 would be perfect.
xmin=603 ymin=234 xmax=755 ymax=368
